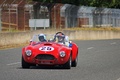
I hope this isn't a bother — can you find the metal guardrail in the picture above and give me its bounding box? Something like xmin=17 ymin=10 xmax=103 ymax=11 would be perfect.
xmin=61 ymin=5 xmax=120 ymax=28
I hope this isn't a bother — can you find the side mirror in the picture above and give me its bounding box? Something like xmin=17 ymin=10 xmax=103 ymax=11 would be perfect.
xmin=29 ymin=39 xmax=33 ymax=45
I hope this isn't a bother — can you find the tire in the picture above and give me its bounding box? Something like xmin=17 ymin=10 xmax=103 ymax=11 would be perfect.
xmin=63 ymin=56 xmax=72 ymax=69
xmin=22 ymin=56 xmax=31 ymax=69
xmin=72 ymin=56 xmax=78 ymax=67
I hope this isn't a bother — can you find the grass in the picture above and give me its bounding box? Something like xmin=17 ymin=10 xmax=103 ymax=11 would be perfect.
xmin=0 ymin=43 xmax=28 ymax=50
xmin=63 ymin=27 xmax=120 ymax=31
xmin=1 ymin=27 xmax=120 ymax=33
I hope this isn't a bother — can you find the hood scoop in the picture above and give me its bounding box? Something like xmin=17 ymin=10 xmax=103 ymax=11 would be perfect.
xmin=44 ymin=43 xmax=52 ymax=46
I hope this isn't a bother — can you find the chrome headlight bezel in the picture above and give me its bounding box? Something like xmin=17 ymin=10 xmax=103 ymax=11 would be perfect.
xmin=59 ymin=51 xmax=66 ymax=57
xmin=25 ymin=50 xmax=32 ymax=56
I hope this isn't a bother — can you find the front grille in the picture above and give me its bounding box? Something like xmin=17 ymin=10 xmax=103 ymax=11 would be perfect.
xmin=35 ymin=54 xmax=55 ymax=60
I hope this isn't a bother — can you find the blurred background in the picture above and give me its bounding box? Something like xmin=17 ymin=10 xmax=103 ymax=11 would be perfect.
xmin=0 ymin=0 xmax=120 ymax=32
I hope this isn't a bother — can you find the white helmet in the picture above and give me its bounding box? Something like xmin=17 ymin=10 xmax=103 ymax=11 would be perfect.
xmin=38 ymin=34 xmax=46 ymax=42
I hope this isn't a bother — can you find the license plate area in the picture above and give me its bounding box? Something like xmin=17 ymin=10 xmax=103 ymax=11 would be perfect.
xmin=39 ymin=60 xmax=54 ymax=65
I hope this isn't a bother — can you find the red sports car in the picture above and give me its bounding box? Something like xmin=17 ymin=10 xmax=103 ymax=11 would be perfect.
xmin=22 ymin=32 xmax=78 ymax=69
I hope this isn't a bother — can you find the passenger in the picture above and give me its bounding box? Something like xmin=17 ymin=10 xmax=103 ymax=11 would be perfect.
xmin=38 ymin=34 xmax=47 ymax=42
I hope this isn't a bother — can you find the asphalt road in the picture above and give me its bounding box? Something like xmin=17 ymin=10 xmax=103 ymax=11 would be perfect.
xmin=0 ymin=39 xmax=120 ymax=80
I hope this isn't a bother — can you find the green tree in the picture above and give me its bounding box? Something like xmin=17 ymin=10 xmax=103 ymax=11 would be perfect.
xmin=31 ymin=0 xmax=120 ymax=8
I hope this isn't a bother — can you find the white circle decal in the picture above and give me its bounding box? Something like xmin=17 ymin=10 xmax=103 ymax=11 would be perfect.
xmin=39 ymin=46 xmax=54 ymax=51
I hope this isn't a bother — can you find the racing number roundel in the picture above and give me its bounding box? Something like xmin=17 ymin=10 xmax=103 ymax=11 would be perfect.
xmin=39 ymin=46 xmax=54 ymax=51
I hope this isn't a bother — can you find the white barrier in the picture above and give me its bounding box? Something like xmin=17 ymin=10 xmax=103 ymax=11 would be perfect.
xmin=0 ymin=30 xmax=120 ymax=47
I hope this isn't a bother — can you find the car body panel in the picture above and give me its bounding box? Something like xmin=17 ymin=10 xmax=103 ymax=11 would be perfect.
xmin=22 ymin=33 xmax=78 ymax=67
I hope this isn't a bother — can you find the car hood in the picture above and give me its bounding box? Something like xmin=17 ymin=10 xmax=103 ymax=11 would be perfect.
xmin=30 ymin=42 xmax=66 ymax=55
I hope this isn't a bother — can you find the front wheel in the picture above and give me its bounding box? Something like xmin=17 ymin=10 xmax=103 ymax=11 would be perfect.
xmin=63 ymin=56 xmax=72 ymax=69
xmin=72 ymin=56 xmax=78 ymax=67
xmin=22 ymin=56 xmax=31 ymax=69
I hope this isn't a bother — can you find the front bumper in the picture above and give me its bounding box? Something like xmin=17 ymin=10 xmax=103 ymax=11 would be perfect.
xmin=24 ymin=54 xmax=69 ymax=65
xmin=34 ymin=54 xmax=57 ymax=65
xmin=35 ymin=59 xmax=57 ymax=65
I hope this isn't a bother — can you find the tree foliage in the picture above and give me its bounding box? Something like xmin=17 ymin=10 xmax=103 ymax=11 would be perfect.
xmin=32 ymin=0 xmax=120 ymax=8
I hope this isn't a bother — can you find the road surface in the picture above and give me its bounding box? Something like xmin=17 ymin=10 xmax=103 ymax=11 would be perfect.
xmin=0 ymin=39 xmax=120 ymax=80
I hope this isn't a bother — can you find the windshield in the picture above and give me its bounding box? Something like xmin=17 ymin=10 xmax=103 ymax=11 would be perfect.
xmin=31 ymin=34 xmax=55 ymax=43
xmin=30 ymin=33 xmax=69 ymax=45
xmin=30 ymin=34 xmax=71 ymax=47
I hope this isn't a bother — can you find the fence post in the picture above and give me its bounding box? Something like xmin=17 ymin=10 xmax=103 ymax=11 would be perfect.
xmin=0 ymin=8 xmax=1 ymax=31
xmin=54 ymin=5 xmax=56 ymax=29
xmin=0 ymin=0 xmax=7 ymax=31
xmin=8 ymin=0 xmax=16 ymax=31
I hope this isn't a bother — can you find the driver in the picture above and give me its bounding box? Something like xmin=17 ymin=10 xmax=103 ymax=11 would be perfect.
xmin=56 ymin=33 xmax=65 ymax=44
xmin=55 ymin=32 xmax=72 ymax=47
xmin=38 ymin=34 xmax=46 ymax=42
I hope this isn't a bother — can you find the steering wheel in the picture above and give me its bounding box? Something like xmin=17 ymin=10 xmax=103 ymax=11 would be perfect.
xmin=53 ymin=32 xmax=65 ymax=41
xmin=55 ymin=32 xmax=65 ymax=36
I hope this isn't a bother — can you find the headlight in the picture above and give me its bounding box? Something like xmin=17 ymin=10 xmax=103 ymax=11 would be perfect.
xmin=59 ymin=51 xmax=66 ymax=57
xmin=25 ymin=50 xmax=32 ymax=56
